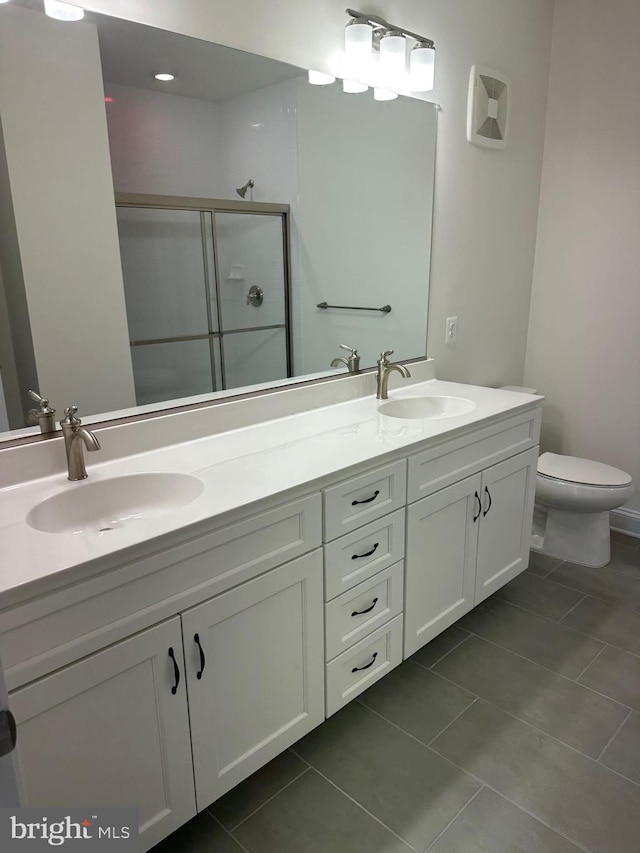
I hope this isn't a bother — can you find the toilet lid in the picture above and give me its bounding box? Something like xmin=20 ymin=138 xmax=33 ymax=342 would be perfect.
xmin=538 ymin=452 xmax=632 ymax=487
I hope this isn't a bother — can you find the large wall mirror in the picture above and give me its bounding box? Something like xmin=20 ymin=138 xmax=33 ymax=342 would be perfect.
xmin=0 ymin=3 xmax=437 ymax=441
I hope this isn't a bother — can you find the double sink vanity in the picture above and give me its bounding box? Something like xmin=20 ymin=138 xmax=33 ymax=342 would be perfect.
xmin=0 ymin=362 xmax=542 ymax=850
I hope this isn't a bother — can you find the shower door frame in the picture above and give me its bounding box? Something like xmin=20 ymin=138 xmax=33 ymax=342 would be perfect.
xmin=115 ymin=192 xmax=292 ymax=392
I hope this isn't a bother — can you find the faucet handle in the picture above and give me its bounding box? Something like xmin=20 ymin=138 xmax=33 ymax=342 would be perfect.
xmin=61 ymin=405 xmax=81 ymax=427
xmin=379 ymin=349 xmax=394 ymax=364
xmin=340 ymin=343 xmax=359 ymax=356
xmin=28 ymin=389 xmax=54 ymax=412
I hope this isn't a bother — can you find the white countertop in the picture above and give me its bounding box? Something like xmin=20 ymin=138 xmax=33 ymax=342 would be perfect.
xmin=0 ymin=379 xmax=542 ymax=607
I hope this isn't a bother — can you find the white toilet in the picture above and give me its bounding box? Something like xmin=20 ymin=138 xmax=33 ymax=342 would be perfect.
xmin=533 ymin=452 xmax=633 ymax=567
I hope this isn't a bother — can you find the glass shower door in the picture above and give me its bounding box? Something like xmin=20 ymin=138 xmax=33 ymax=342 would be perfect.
xmin=116 ymin=207 xmax=219 ymax=405
xmin=214 ymin=212 xmax=290 ymax=389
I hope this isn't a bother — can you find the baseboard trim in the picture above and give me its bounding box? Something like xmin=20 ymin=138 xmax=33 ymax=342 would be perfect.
xmin=610 ymin=507 xmax=640 ymax=539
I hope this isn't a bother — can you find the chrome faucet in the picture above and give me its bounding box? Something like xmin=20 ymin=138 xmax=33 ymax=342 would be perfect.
xmin=26 ymin=389 xmax=57 ymax=435
xmin=376 ymin=350 xmax=411 ymax=400
xmin=60 ymin=406 xmax=101 ymax=481
xmin=331 ymin=343 xmax=361 ymax=373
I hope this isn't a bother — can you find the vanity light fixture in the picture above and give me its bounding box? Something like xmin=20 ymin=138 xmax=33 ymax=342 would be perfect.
xmin=44 ymin=0 xmax=84 ymax=21
xmin=154 ymin=72 xmax=175 ymax=82
xmin=308 ymin=70 xmax=336 ymax=86
xmin=344 ymin=8 xmax=436 ymax=93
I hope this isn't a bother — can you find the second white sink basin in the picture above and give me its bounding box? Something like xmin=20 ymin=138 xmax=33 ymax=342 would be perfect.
xmin=378 ymin=396 xmax=476 ymax=420
xmin=27 ymin=472 xmax=204 ymax=535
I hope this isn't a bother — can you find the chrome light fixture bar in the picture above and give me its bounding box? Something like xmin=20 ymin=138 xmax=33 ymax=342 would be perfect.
xmin=344 ymin=7 xmax=436 ymax=93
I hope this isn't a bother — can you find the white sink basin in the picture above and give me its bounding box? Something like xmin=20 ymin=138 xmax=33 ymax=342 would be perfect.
xmin=378 ymin=396 xmax=476 ymax=420
xmin=27 ymin=472 xmax=204 ymax=535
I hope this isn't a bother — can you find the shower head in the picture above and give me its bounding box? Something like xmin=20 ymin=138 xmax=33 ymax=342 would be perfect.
xmin=236 ymin=179 xmax=254 ymax=199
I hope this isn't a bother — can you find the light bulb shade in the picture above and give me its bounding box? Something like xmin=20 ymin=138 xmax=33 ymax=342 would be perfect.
xmin=308 ymin=70 xmax=336 ymax=86
xmin=342 ymin=79 xmax=368 ymax=94
xmin=344 ymin=19 xmax=373 ymax=59
xmin=44 ymin=0 xmax=85 ymax=20
xmin=373 ymin=88 xmax=398 ymax=102
xmin=409 ymin=44 xmax=435 ymax=91
xmin=379 ymin=31 xmax=406 ymax=85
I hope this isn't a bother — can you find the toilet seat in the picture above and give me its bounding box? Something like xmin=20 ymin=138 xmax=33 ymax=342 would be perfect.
xmin=537 ymin=452 xmax=631 ymax=488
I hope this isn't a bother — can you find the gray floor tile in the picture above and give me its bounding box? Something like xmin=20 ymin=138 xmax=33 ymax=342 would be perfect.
xmin=431 ymin=700 xmax=640 ymax=853
xmin=410 ymin=624 xmax=470 ymax=668
xmin=495 ymin=572 xmax=585 ymax=621
xmin=295 ymin=701 xmax=480 ymax=851
xmin=609 ymin=543 xmax=640 ymax=577
xmin=433 ymin=636 xmax=629 ymax=757
xmin=233 ymin=768 xmax=413 ymax=853
xmin=527 ymin=550 xmax=564 ymax=577
xmin=457 ymin=597 xmax=604 ymax=678
xmin=561 ymin=596 xmax=640 ymax=656
xmin=428 ymin=787 xmax=582 ymax=853
xmin=548 ymin=561 xmax=640 ymax=613
xmin=152 ymin=812 xmax=243 ymax=853
xmin=208 ymin=749 xmax=307 ymax=830
xmin=578 ymin=645 xmax=640 ymax=710
xmin=600 ymin=711 xmax=640 ymax=784
xmin=358 ymin=659 xmax=475 ymax=745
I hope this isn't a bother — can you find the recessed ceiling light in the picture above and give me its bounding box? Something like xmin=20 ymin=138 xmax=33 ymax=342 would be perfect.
xmin=43 ymin=0 xmax=84 ymax=21
xmin=154 ymin=73 xmax=175 ymax=82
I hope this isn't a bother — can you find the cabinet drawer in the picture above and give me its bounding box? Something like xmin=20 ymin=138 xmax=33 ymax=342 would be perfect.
xmin=323 ymin=460 xmax=407 ymax=542
xmin=325 ymin=615 xmax=403 ymax=716
xmin=408 ymin=409 xmax=541 ymax=503
xmin=325 ymin=562 xmax=403 ymax=661
xmin=323 ymin=509 xmax=405 ymax=601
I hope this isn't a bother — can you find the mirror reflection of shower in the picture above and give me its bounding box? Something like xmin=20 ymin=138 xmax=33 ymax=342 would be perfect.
xmin=236 ymin=178 xmax=254 ymax=199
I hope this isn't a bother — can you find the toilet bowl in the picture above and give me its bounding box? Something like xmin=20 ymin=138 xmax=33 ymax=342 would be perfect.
xmin=533 ymin=452 xmax=633 ymax=568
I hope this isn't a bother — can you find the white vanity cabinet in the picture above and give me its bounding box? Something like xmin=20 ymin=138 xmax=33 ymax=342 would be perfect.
xmin=322 ymin=461 xmax=407 ymax=715
xmin=9 ymin=617 xmax=196 ymax=850
xmin=404 ymin=413 xmax=540 ymax=657
xmin=5 ymin=496 xmax=324 ymax=852
xmin=181 ymin=552 xmax=324 ymax=810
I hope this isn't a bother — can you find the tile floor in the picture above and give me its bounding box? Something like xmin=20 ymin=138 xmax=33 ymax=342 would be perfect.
xmin=153 ymin=534 xmax=640 ymax=853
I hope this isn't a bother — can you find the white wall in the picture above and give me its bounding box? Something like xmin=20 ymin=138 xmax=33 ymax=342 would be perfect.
xmin=82 ymin=0 xmax=555 ymax=388
xmin=524 ymin=0 xmax=640 ymax=493
xmin=107 ymin=84 xmax=224 ymax=197
xmin=295 ymin=78 xmax=435 ymax=373
xmin=0 ymin=6 xmax=136 ymax=418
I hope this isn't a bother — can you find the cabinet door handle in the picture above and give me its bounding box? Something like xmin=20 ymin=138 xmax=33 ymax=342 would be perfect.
xmin=194 ymin=633 xmax=206 ymax=680
xmin=351 ymin=651 xmax=378 ymax=673
xmin=0 ymin=708 xmax=17 ymax=757
xmin=473 ymin=491 xmax=481 ymax=522
xmin=351 ymin=597 xmax=379 ymax=617
xmin=168 ymin=647 xmax=180 ymax=695
xmin=351 ymin=542 xmax=379 ymax=560
xmin=483 ymin=485 xmax=492 ymax=516
xmin=352 ymin=490 xmax=380 ymax=506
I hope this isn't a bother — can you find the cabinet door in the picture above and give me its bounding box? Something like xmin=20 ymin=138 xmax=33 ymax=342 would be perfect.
xmin=182 ymin=551 xmax=324 ymax=810
xmin=9 ymin=617 xmax=196 ymax=852
xmin=475 ymin=447 xmax=538 ymax=604
xmin=404 ymin=474 xmax=481 ymax=658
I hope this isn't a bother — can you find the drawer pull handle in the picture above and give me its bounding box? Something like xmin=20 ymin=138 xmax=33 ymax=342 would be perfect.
xmin=352 ymin=651 xmax=378 ymax=673
xmin=194 ymin=633 xmax=206 ymax=680
xmin=473 ymin=491 xmax=481 ymax=522
xmin=352 ymin=490 xmax=380 ymax=506
xmin=168 ymin=647 xmax=180 ymax=695
xmin=351 ymin=597 xmax=379 ymax=617
xmin=483 ymin=486 xmax=492 ymax=516
xmin=351 ymin=542 xmax=379 ymax=560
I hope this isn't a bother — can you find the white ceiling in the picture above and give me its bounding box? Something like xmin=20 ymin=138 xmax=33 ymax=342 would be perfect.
xmin=92 ymin=13 xmax=304 ymax=103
